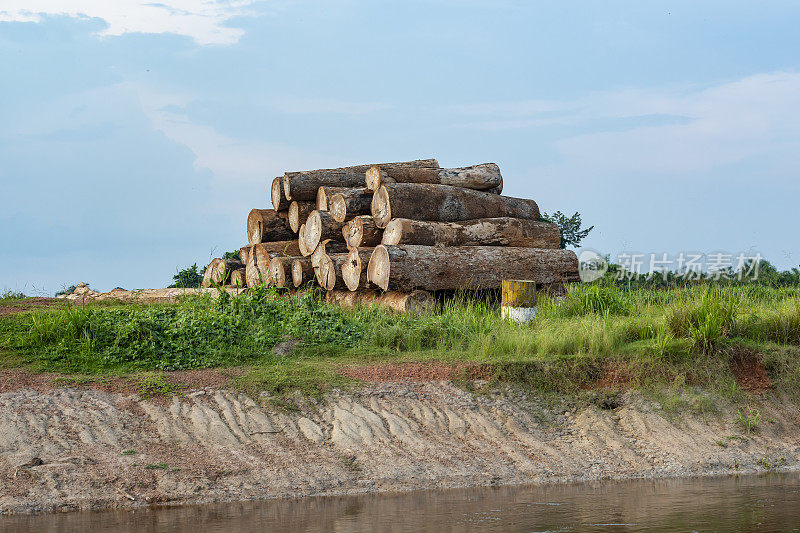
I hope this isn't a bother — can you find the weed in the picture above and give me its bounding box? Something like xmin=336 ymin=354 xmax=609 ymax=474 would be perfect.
xmin=136 ymin=373 xmax=180 ymax=399
xmin=144 ymin=463 xmax=169 ymax=470
xmin=121 ymin=450 xmax=137 ymax=456
xmin=737 ymin=406 xmax=762 ymax=434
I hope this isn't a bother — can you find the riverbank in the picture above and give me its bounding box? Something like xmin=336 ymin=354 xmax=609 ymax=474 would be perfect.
xmin=2 ymin=379 xmax=798 ymax=515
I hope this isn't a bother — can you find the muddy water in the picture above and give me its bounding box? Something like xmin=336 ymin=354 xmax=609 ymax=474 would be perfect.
xmin=4 ymin=473 xmax=799 ymax=532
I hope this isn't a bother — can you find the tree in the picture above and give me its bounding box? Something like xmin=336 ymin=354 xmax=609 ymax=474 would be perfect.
xmin=541 ymin=211 xmax=594 ymax=249
xmin=169 ymin=264 xmax=203 ymax=288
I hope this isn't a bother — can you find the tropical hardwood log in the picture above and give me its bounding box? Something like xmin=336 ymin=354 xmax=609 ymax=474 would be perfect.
xmin=317 ymin=251 xmax=371 ymax=291
xmin=288 ymin=201 xmax=315 ymax=233
xmin=382 ymin=218 xmax=560 ymax=248
xmin=268 ymin=256 xmax=298 ymax=288
xmin=501 ymin=279 xmax=536 ymax=324
xmin=240 ymin=245 xmax=252 ymax=265
xmin=365 ymin=163 xmax=502 ymax=193
xmin=229 ymin=268 xmax=247 ymax=288
xmin=202 ymin=258 xmax=244 ymax=288
xmin=367 ymin=245 xmax=579 ymax=292
xmin=326 ymin=290 xmax=433 ymax=314
xmin=316 ymin=186 xmax=350 ymax=211
xmin=245 ymin=251 xmax=266 ymax=287
xmin=304 ymin=210 xmax=347 ymax=252
xmin=298 ymin=224 xmax=312 ymax=257
xmin=329 ymin=188 xmax=372 ymax=223
xmin=310 ymin=239 xmax=349 ymax=268
xmin=371 ymin=184 xmax=540 ymax=228
xmin=247 ymin=209 xmax=293 ymax=245
xmin=283 ymin=159 xmax=439 ymax=202
xmin=343 ymin=215 xmax=383 ymax=250
xmin=254 ymin=240 xmax=301 ymax=257
xmin=271 ymin=177 xmax=289 ymax=211
xmin=291 ymin=258 xmax=314 ymax=288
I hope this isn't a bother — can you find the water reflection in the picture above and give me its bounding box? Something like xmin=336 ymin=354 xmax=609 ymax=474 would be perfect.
xmin=3 ymin=473 xmax=799 ymax=532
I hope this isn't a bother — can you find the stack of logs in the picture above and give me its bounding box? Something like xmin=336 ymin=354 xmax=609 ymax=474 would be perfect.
xmin=202 ymin=158 xmax=579 ymax=313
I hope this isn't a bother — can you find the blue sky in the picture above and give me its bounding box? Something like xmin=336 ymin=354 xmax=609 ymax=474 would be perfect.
xmin=1 ymin=1 xmax=799 ymax=294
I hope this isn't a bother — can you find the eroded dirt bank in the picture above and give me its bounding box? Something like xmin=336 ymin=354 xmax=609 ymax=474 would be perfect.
xmin=1 ymin=382 xmax=799 ymax=515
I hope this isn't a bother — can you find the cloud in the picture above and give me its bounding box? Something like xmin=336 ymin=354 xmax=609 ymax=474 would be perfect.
xmin=0 ymin=0 xmax=262 ymax=45
xmin=457 ymin=72 xmax=800 ymax=177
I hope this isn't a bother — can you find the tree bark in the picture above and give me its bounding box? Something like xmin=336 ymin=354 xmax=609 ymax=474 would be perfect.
xmin=365 ymin=163 xmax=502 ymax=193
xmin=229 ymin=268 xmax=247 ymax=288
xmin=271 ymin=177 xmax=289 ymax=211
xmin=316 ymin=186 xmax=350 ymax=211
xmin=288 ymin=201 xmax=315 ymax=233
xmin=310 ymin=239 xmax=349 ymax=268
xmin=382 ymin=217 xmax=560 ymax=248
xmin=367 ymin=245 xmax=579 ymax=292
xmin=304 ymin=210 xmax=347 ymax=252
xmin=328 ymin=188 xmax=372 ymax=223
xmin=371 ymin=184 xmax=540 ymax=228
xmin=326 ymin=290 xmax=433 ymax=314
xmin=343 ymin=215 xmax=383 ymax=250
xmin=291 ymin=257 xmax=314 ymax=288
xmin=283 ymin=159 xmax=439 ymax=202
xmin=247 ymin=209 xmax=294 ymax=245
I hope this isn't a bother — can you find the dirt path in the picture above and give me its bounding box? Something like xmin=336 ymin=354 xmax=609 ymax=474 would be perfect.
xmin=1 ymin=382 xmax=798 ymax=515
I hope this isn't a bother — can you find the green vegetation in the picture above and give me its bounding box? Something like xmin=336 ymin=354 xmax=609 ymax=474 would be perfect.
xmin=541 ymin=210 xmax=594 ymax=249
xmin=1 ymin=282 xmax=799 ymax=406
xmin=2 ymin=290 xmax=26 ymax=301
xmin=169 ymin=264 xmax=204 ymax=289
xmin=737 ymin=406 xmax=762 ymax=434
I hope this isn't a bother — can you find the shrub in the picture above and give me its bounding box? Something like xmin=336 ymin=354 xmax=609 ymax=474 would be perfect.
xmin=169 ymin=264 xmax=204 ymax=288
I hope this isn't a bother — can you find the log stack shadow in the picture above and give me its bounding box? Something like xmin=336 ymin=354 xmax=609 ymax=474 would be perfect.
xmin=203 ymin=158 xmax=579 ymax=313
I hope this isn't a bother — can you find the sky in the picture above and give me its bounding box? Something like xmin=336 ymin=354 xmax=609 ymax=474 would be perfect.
xmin=1 ymin=1 xmax=799 ymax=295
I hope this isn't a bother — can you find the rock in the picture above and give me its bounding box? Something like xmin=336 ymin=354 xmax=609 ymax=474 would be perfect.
xmin=272 ymin=338 xmax=303 ymax=357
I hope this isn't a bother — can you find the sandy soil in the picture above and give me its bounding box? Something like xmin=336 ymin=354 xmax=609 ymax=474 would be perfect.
xmin=1 ymin=380 xmax=798 ymax=515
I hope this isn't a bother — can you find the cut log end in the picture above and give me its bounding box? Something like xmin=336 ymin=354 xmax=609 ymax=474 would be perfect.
xmin=291 ymin=258 xmax=313 ymax=288
xmin=269 ymin=258 xmax=288 ymax=288
xmin=288 ymin=201 xmax=315 ymax=233
xmin=304 ymin=210 xmax=323 ymax=253
xmin=229 ymin=268 xmax=247 ymax=288
xmin=365 ymin=165 xmax=381 ymax=191
xmin=317 ymin=255 xmax=337 ymax=291
xmin=366 ymin=245 xmax=391 ymax=291
xmin=316 ymin=187 xmax=329 ymax=211
xmin=341 ymin=249 xmax=363 ymax=292
xmin=371 ymin=185 xmax=392 ymax=228
xmin=271 ymin=178 xmax=286 ymax=211
xmin=298 ymin=224 xmax=312 ymax=257
xmin=329 ymin=193 xmax=347 ymax=223
xmin=381 ymin=219 xmax=402 ymax=246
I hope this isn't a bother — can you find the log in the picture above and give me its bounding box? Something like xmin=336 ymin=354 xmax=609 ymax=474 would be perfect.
xmin=317 ymin=251 xmax=370 ymax=291
xmin=247 ymin=244 xmax=282 ymax=287
xmin=288 ymin=201 xmax=315 ymax=233
xmin=271 ymin=177 xmax=289 ymax=211
xmin=365 ymin=163 xmax=502 ymax=193
xmin=245 ymin=250 xmax=265 ymax=287
xmin=328 ymin=188 xmax=372 ymax=223
xmin=371 ymin=184 xmax=540 ymax=228
xmin=304 ymin=210 xmax=347 ymax=252
xmin=382 ymin=218 xmax=560 ymax=248
xmin=202 ymin=258 xmax=244 ymax=288
xmin=253 ymin=240 xmax=300 ymax=257
xmin=291 ymin=258 xmax=314 ymax=288
xmin=240 ymin=245 xmax=252 ymax=265
xmin=298 ymin=224 xmax=312 ymax=257
xmin=367 ymin=245 xmax=579 ymax=292
xmin=316 ymin=186 xmax=350 ymax=211
xmin=343 ymin=216 xmax=383 ymax=250
xmin=229 ymin=268 xmax=247 ymax=288
xmin=268 ymin=256 xmax=297 ymax=288
xmin=326 ymin=290 xmax=433 ymax=314
xmin=283 ymin=159 xmax=439 ymax=202
xmin=310 ymin=239 xmax=349 ymax=268
xmin=247 ymin=209 xmax=293 ymax=245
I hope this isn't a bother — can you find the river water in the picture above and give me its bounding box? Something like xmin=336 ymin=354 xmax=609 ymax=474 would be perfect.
xmin=3 ymin=473 xmax=799 ymax=532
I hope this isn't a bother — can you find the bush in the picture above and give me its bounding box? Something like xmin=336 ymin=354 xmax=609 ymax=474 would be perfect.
xmin=169 ymin=264 xmax=204 ymax=288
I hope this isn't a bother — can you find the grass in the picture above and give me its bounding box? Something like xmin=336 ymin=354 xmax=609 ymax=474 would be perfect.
xmin=1 ymin=283 xmax=799 ymax=405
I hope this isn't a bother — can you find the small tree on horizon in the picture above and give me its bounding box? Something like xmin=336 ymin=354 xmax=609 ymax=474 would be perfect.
xmin=541 ymin=211 xmax=594 ymax=249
